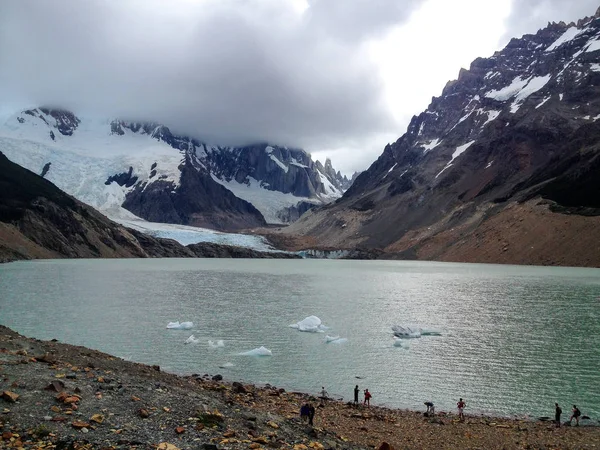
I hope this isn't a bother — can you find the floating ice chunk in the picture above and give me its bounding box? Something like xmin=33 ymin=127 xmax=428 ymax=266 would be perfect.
xmin=184 ymin=334 xmax=200 ymax=344
xmin=391 ymin=325 xmax=422 ymax=338
xmin=239 ymin=346 xmax=273 ymax=356
xmin=326 ymin=336 xmax=348 ymax=344
xmin=325 ymin=335 xmax=340 ymax=342
xmin=393 ymin=338 xmax=409 ymax=348
xmin=166 ymin=321 xmax=194 ymax=330
xmin=289 ymin=316 xmax=327 ymax=332
xmin=208 ymin=340 xmax=225 ymax=348
xmin=392 ymin=325 xmax=441 ymax=338
xmin=219 ymin=362 xmax=235 ymax=368
xmin=420 ymin=328 xmax=442 ymax=336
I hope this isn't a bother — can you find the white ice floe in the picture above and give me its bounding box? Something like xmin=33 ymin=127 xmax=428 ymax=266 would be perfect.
xmin=392 ymin=325 xmax=441 ymax=338
xmin=184 ymin=335 xmax=200 ymax=344
xmin=289 ymin=316 xmax=328 ymax=333
xmin=239 ymin=346 xmax=273 ymax=356
xmin=393 ymin=338 xmax=410 ymax=348
xmin=166 ymin=321 xmax=194 ymax=330
xmin=325 ymin=335 xmax=347 ymax=344
xmin=208 ymin=340 xmax=225 ymax=348
xmin=219 ymin=362 xmax=235 ymax=368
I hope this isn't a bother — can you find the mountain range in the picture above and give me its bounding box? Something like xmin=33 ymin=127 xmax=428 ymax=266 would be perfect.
xmin=0 ymin=108 xmax=354 ymax=231
xmin=2 ymin=9 xmax=600 ymax=266
xmin=282 ymin=9 xmax=600 ymax=267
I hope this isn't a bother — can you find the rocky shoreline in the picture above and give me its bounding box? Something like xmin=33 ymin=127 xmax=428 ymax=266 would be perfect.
xmin=1 ymin=325 xmax=599 ymax=449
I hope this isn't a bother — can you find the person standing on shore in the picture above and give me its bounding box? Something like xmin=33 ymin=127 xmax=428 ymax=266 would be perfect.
xmin=354 ymin=385 xmax=359 ymax=406
xmin=457 ymin=398 xmax=466 ymax=421
xmin=363 ymin=388 xmax=372 ymax=407
xmin=555 ymin=403 xmax=562 ymax=427
xmin=308 ymin=403 xmax=315 ymax=426
xmin=570 ymin=405 xmax=581 ymax=426
xmin=319 ymin=386 xmax=328 ymax=406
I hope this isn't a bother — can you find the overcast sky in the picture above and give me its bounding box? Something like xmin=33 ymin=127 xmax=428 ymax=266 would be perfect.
xmin=0 ymin=0 xmax=598 ymax=174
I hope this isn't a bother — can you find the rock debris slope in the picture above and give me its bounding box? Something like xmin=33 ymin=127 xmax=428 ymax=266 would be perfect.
xmin=283 ymin=9 xmax=600 ymax=267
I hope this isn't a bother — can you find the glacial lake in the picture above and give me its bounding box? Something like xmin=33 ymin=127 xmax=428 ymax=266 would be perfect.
xmin=1 ymin=258 xmax=599 ymax=420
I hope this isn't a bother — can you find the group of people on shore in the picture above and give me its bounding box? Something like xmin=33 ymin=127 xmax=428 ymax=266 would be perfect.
xmin=555 ymin=403 xmax=583 ymax=427
xmin=353 ymin=384 xmax=372 ymax=407
xmin=302 ymin=387 xmax=587 ymax=428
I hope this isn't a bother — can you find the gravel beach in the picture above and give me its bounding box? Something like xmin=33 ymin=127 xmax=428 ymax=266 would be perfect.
xmin=1 ymin=325 xmax=599 ymax=449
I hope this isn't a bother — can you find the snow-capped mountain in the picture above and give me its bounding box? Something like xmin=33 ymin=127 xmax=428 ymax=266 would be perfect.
xmin=0 ymin=108 xmax=351 ymax=231
xmin=284 ymin=9 xmax=600 ymax=266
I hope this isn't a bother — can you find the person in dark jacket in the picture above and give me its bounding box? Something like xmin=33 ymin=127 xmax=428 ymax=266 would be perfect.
xmin=300 ymin=403 xmax=310 ymax=422
xmin=354 ymin=385 xmax=359 ymax=405
xmin=308 ymin=403 xmax=315 ymax=426
xmin=555 ymin=403 xmax=562 ymax=427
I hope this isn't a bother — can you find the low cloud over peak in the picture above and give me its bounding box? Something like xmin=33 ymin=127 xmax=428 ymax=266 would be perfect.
xmin=0 ymin=0 xmax=411 ymax=155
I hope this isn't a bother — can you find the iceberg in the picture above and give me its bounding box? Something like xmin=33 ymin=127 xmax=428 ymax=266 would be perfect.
xmin=325 ymin=335 xmax=347 ymax=344
xmin=392 ymin=325 xmax=442 ymax=338
xmin=166 ymin=321 xmax=194 ymax=330
xmin=239 ymin=346 xmax=273 ymax=356
xmin=208 ymin=339 xmax=225 ymax=348
xmin=393 ymin=338 xmax=409 ymax=348
xmin=391 ymin=325 xmax=421 ymax=338
xmin=184 ymin=334 xmax=200 ymax=344
xmin=420 ymin=328 xmax=442 ymax=336
xmin=289 ymin=315 xmax=328 ymax=332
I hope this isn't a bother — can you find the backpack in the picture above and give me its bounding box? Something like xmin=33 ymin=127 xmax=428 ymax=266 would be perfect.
xmin=574 ymin=408 xmax=581 ymax=417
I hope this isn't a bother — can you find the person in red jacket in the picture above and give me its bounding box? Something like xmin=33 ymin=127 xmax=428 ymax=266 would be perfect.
xmin=457 ymin=398 xmax=466 ymax=421
xmin=363 ymin=388 xmax=372 ymax=407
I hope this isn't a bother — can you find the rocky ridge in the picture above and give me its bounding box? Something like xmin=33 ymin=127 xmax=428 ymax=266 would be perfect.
xmin=281 ymin=9 xmax=600 ymax=267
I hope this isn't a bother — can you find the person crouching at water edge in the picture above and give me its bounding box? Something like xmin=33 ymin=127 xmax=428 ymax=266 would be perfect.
xmin=424 ymin=401 xmax=435 ymax=415
xmin=363 ymin=388 xmax=372 ymax=407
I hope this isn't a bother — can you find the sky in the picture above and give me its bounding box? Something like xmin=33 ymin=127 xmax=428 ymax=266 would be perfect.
xmin=0 ymin=0 xmax=598 ymax=175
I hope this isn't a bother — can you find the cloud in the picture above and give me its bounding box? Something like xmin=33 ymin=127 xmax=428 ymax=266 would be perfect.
xmin=0 ymin=0 xmax=420 ymax=168
xmin=502 ymin=0 xmax=599 ymax=43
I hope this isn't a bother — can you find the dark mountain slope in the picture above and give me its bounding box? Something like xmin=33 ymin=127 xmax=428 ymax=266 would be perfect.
xmin=0 ymin=151 xmax=197 ymax=262
xmin=282 ymin=10 xmax=600 ymax=267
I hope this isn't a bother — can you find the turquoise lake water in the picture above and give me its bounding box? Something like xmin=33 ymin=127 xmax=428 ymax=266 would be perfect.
xmin=1 ymin=258 xmax=599 ymax=419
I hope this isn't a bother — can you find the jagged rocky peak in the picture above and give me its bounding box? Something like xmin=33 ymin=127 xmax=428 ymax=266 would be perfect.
xmin=21 ymin=107 xmax=81 ymax=137
xmin=110 ymin=119 xmax=200 ymax=151
xmin=289 ymin=8 xmax=600 ymax=254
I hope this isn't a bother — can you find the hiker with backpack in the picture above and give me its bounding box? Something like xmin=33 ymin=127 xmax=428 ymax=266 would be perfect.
xmin=570 ymin=405 xmax=581 ymax=426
